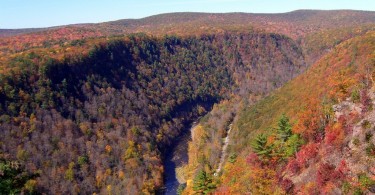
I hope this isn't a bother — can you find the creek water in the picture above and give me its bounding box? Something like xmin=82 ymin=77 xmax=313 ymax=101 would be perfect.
xmin=161 ymin=121 xmax=233 ymax=194
xmin=162 ymin=123 xmax=195 ymax=195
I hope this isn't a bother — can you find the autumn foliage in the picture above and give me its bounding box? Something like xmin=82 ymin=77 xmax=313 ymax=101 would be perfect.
xmin=219 ymin=31 xmax=375 ymax=194
xmin=0 ymin=10 xmax=374 ymax=195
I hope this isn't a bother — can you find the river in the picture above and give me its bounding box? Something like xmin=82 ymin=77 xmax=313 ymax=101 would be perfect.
xmin=161 ymin=121 xmax=233 ymax=194
xmin=162 ymin=123 xmax=196 ymax=195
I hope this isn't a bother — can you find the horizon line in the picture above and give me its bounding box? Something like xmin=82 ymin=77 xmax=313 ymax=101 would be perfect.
xmin=1 ymin=9 xmax=374 ymax=30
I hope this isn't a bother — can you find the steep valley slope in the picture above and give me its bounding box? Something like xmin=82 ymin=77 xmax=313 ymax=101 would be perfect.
xmin=0 ymin=10 xmax=374 ymax=194
xmin=204 ymin=31 xmax=375 ymax=194
xmin=0 ymin=31 xmax=305 ymax=194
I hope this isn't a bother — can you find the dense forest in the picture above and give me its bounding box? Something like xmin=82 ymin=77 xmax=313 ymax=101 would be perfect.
xmin=184 ymin=31 xmax=375 ymax=194
xmin=0 ymin=31 xmax=305 ymax=193
xmin=0 ymin=10 xmax=374 ymax=194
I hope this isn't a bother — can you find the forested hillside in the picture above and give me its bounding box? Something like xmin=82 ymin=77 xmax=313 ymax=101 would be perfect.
xmin=0 ymin=31 xmax=305 ymax=194
xmin=211 ymin=31 xmax=375 ymax=195
xmin=0 ymin=10 xmax=374 ymax=195
xmin=1 ymin=10 xmax=374 ymax=55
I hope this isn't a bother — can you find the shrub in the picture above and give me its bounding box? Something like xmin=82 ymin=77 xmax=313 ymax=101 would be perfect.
xmin=351 ymin=89 xmax=360 ymax=102
xmin=77 ymin=155 xmax=88 ymax=166
xmin=280 ymin=178 xmax=294 ymax=193
xmin=366 ymin=143 xmax=375 ymax=157
xmin=353 ymin=137 xmax=360 ymax=146
xmin=295 ymin=143 xmax=319 ymax=168
xmin=361 ymin=120 xmax=371 ymax=129
xmin=316 ymin=161 xmax=347 ymax=189
xmin=358 ymin=173 xmax=375 ymax=189
xmin=360 ymin=89 xmax=372 ymax=112
xmin=365 ymin=132 xmax=373 ymax=142
xmin=65 ymin=162 xmax=75 ymax=181
xmin=316 ymin=163 xmax=336 ymax=187
xmin=336 ymin=160 xmax=349 ymax=178
xmin=341 ymin=181 xmax=351 ymax=194
xmin=353 ymin=187 xmax=363 ymax=195
xmin=24 ymin=179 xmax=37 ymax=193
xmin=228 ymin=153 xmax=237 ymax=163
xmin=324 ymin=122 xmax=345 ymax=147
xmin=246 ymin=152 xmax=261 ymax=166
xmin=286 ymin=159 xmax=300 ymax=175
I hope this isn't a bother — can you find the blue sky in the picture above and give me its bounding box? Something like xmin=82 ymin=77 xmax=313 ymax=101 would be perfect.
xmin=1 ymin=0 xmax=374 ymax=29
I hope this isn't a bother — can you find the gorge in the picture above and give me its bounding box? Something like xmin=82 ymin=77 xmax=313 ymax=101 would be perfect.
xmin=0 ymin=10 xmax=374 ymax=194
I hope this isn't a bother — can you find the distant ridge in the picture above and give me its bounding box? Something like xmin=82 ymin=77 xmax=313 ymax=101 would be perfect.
xmin=0 ymin=8 xmax=374 ymax=195
xmin=1 ymin=10 xmax=374 ymax=38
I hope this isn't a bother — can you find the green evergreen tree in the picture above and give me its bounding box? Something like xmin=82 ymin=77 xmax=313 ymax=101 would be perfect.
xmin=284 ymin=134 xmax=304 ymax=157
xmin=251 ymin=134 xmax=273 ymax=159
xmin=0 ymin=159 xmax=38 ymax=194
xmin=192 ymin=170 xmax=216 ymax=194
xmin=277 ymin=114 xmax=292 ymax=142
xmin=275 ymin=114 xmax=304 ymax=158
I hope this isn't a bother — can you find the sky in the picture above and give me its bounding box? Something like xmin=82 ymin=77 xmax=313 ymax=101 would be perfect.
xmin=1 ymin=0 xmax=375 ymax=29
